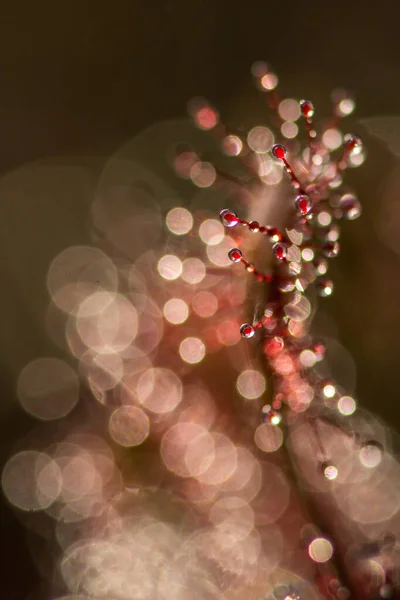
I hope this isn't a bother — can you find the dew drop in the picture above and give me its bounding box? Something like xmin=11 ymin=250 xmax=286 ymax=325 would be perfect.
xmin=248 ymin=221 xmax=260 ymax=233
xmin=273 ymin=242 xmax=288 ymax=261
xmin=344 ymin=133 xmax=362 ymax=153
xmin=272 ymin=144 xmax=286 ymax=160
xmin=228 ymin=248 xmax=242 ymax=263
xmin=295 ymin=194 xmax=313 ymax=216
xmin=240 ymin=323 xmax=255 ymax=339
xmin=300 ymin=99 xmax=315 ymax=119
xmin=220 ymin=208 xmax=239 ymax=227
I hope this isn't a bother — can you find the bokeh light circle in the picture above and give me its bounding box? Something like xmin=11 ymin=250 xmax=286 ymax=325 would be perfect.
xmin=308 ymin=537 xmax=334 ymax=563
xmin=108 ymin=406 xmax=150 ymax=447
xmin=163 ymin=298 xmax=189 ymax=324
xmin=17 ymin=357 xmax=79 ymax=420
xmin=165 ymin=207 xmax=193 ymax=235
xmin=237 ymin=370 xmax=266 ymax=399
xmin=47 ymin=246 xmax=118 ymax=315
xmin=179 ymin=337 xmax=206 ymax=364
xmin=247 ymin=126 xmax=274 ymax=154
xmin=199 ymin=219 xmax=224 ymax=246
xmin=254 ymin=423 xmax=283 ymax=452
xmin=182 ymin=257 xmax=206 ymax=284
xmin=2 ymin=451 xmax=61 ymax=511
xmin=137 ymin=367 xmax=182 ymax=413
xmin=76 ymin=292 xmax=138 ymax=353
xmin=157 ymin=254 xmax=182 ymax=280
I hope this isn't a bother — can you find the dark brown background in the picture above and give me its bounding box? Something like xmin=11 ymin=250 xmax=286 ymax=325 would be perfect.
xmin=1 ymin=2 xmax=400 ymax=598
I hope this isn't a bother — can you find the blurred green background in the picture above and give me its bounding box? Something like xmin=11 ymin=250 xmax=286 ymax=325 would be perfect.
xmin=1 ymin=2 xmax=400 ymax=598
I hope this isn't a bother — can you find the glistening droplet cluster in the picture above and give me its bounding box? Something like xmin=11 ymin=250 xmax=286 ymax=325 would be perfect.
xmin=206 ymin=77 xmax=364 ymax=436
xmin=184 ymin=65 xmax=397 ymax=598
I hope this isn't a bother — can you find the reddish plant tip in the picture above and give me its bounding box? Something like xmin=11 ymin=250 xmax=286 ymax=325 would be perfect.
xmin=272 ymin=242 xmax=287 ymax=261
xmin=228 ymin=248 xmax=243 ymax=263
xmin=300 ymin=99 xmax=315 ymax=119
xmin=312 ymin=342 xmax=326 ymax=360
xmin=264 ymin=336 xmax=284 ymax=357
xmin=322 ymin=241 xmax=340 ymax=258
xmin=295 ymin=194 xmax=313 ymax=216
xmin=272 ymin=144 xmax=286 ymax=160
xmin=316 ymin=278 xmax=334 ymax=297
xmin=240 ymin=323 xmax=255 ymax=339
xmin=220 ymin=208 xmax=239 ymax=227
xmin=343 ymin=133 xmax=362 ymax=152
xmin=272 ymin=397 xmax=282 ymax=410
xmin=263 ymin=409 xmax=282 ymax=426
xmin=313 ymin=257 xmax=328 ymax=276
